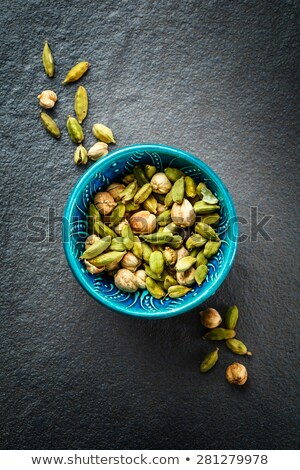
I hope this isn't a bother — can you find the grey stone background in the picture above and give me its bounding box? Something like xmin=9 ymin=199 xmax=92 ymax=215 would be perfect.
xmin=1 ymin=0 xmax=299 ymax=450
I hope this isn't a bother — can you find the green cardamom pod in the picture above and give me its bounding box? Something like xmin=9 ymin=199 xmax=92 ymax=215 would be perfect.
xmin=123 ymin=237 xmax=134 ymax=250
xmin=62 ymin=61 xmax=89 ymax=84
xmin=74 ymin=85 xmax=88 ymax=124
xmin=42 ymin=40 xmax=54 ymax=78
xmin=224 ymin=305 xmax=239 ymax=329
xmin=74 ymin=144 xmax=88 ymax=165
xmin=201 ymin=186 xmax=219 ymax=204
xmin=196 ymin=182 xmax=206 ymax=197
xmin=80 ymin=236 xmax=112 ymax=259
xmin=200 ymin=348 xmax=219 ymax=373
xmin=93 ymin=123 xmax=116 ymax=144
xmin=134 ymin=183 xmax=153 ymax=204
xmin=164 ymin=188 xmax=174 ymax=207
xmin=133 ymin=165 xmax=149 ymax=186
xmin=144 ymin=165 xmax=157 ymax=179
xmin=163 ymin=223 xmax=179 ymax=234
xmin=143 ymin=194 xmax=158 ymax=214
xmin=168 ymin=285 xmax=191 ymax=298
xmin=132 ymin=236 xmax=143 ymax=259
xmin=125 ymin=202 xmax=140 ymax=212
xmin=156 ymin=209 xmax=172 ymax=226
xmin=164 ymin=167 xmax=184 ymax=182
xmin=195 ymin=264 xmax=208 ymax=286
xmin=168 ymin=235 xmax=183 ymax=249
xmin=204 ymin=328 xmax=236 ymax=341
xmin=119 ymin=180 xmax=138 ymax=203
xmin=184 ymin=176 xmax=197 ymax=198
xmin=194 ymin=201 xmax=220 ymax=214
xmin=110 ymin=237 xmax=126 ymax=251
xmin=141 ymin=242 xmax=153 ymax=263
xmin=175 ymin=256 xmax=197 ymax=272
xmin=153 ymin=193 xmax=166 ymax=204
xmin=144 ymin=265 xmax=163 ymax=281
xmin=146 ymin=277 xmax=165 ymax=299
xmin=189 ymin=248 xmax=200 ymax=258
xmin=94 ymin=219 xmax=117 ymax=238
xmin=186 ymin=234 xmax=207 ymax=251
xmin=40 ymin=112 xmax=60 ymax=139
xmin=123 ymin=174 xmax=135 ymax=184
xmin=121 ymin=224 xmax=134 ymax=240
xmin=163 ymin=274 xmax=177 ymax=290
xmin=172 ymin=177 xmax=185 ymax=204
xmin=110 ymin=203 xmax=126 ymax=227
xmin=141 ymin=232 xmax=174 ymax=244
xmin=90 ymin=250 xmax=126 ymax=267
xmin=200 ymin=213 xmax=220 ymax=226
xmin=203 ymin=240 xmax=221 ymax=258
xmin=196 ymin=250 xmax=208 ymax=267
xmin=88 ymin=203 xmax=101 ymax=234
xmin=226 ymin=339 xmax=252 ymax=356
xmin=149 ymin=251 xmax=165 ymax=275
xmin=196 ymin=222 xmax=220 ymax=241
xmin=67 ymin=116 xmax=84 ymax=143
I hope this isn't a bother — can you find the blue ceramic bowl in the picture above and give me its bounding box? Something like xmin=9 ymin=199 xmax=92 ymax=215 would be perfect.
xmin=63 ymin=144 xmax=237 ymax=318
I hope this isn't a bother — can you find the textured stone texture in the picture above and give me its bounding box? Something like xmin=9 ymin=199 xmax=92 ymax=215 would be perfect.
xmin=1 ymin=0 xmax=299 ymax=450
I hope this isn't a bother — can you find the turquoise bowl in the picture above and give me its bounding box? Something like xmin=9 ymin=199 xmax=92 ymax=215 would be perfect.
xmin=63 ymin=144 xmax=237 ymax=318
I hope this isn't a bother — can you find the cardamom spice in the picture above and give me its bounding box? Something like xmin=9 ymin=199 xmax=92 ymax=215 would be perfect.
xmin=194 ymin=201 xmax=220 ymax=214
xmin=74 ymin=144 xmax=88 ymax=165
xmin=226 ymin=339 xmax=252 ymax=356
xmin=67 ymin=116 xmax=84 ymax=143
xmin=133 ymin=165 xmax=149 ymax=186
xmin=200 ymin=348 xmax=219 ymax=373
xmin=175 ymin=256 xmax=197 ymax=272
xmin=196 ymin=222 xmax=220 ymax=241
xmin=134 ymin=183 xmax=153 ymax=204
xmin=90 ymin=250 xmax=126 ymax=267
xmin=40 ymin=112 xmax=60 ymax=139
xmin=149 ymin=251 xmax=165 ymax=275
xmin=184 ymin=176 xmax=197 ymax=198
xmin=146 ymin=277 xmax=165 ymax=299
xmin=203 ymin=240 xmax=221 ymax=258
xmin=204 ymin=328 xmax=236 ymax=341
xmin=42 ymin=40 xmax=54 ymax=78
xmin=164 ymin=167 xmax=184 ymax=182
xmin=93 ymin=123 xmax=116 ymax=144
xmin=62 ymin=61 xmax=89 ymax=84
xmin=195 ymin=264 xmax=208 ymax=286
xmin=80 ymin=236 xmax=112 ymax=259
xmin=168 ymin=285 xmax=191 ymax=298
xmin=172 ymin=176 xmax=185 ymax=204
xmin=224 ymin=305 xmax=239 ymax=329
xmin=74 ymin=85 xmax=88 ymax=124
xmin=144 ymin=165 xmax=157 ymax=179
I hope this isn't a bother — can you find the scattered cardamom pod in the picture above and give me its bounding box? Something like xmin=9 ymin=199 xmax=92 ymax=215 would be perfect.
xmin=119 ymin=180 xmax=138 ymax=203
xmin=201 ymin=186 xmax=219 ymax=204
xmin=42 ymin=40 xmax=54 ymax=78
xmin=226 ymin=339 xmax=252 ymax=356
xmin=110 ymin=203 xmax=126 ymax=227
xmin=62 ymin=61 xmax=89 ymax=84
xmin=67 ymin=116 xmax=84 ymax=143
xmin=144 ymin=265 xmax=163 ymax=281
xmin=110 ymin=237 xmax=126 ymax=252
xmin=143 ymin=194 xmax=158 ymax=214
xmin=196 ymin=222 xmax=220 ymax=241
xmin=204 ymin=328 xmax=236 ymax=341
xmin=156 ymin=209 xmax=172 ymax=226
xmin=38 ymin=90 xmax=57 ymax=109
xmin=93 ymin=123 xmax=116 ymax=144
xmin=196 ymin=250 xmax=208 ymax=267
xmin=132 ymin=236 xmax=143 ymax=259
xmin=224 ymin=305 xmax=239 ymax=329
xmin=74 ymin=144 xmax=88 ymax=165
xmin=200 ymin=348 xmax=219 ymax=373
xmin=163 ymin=274 xmax=177 ymax=290
xmin=74 ymin=85 xmax=88 ymax=124
xmin=200 ymin=213 xmax=220 ymax=226
xmin=40 ymin=112 xmax=60 ymax=139
xmin=200 ymin=308 xmax=222 ymax=328
xmin=226 ymin=363 xmax=248 ymax=385
xmin=141 ymin=242 xmax=153 ymax=263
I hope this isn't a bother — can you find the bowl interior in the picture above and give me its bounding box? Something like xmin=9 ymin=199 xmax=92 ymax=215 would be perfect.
xmin=63 ymin=144 xmax=237 ymax=318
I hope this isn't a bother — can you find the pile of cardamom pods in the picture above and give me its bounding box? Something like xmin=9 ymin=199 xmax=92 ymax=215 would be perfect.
xmin=200 ymin=305 xmax=251 ymax=385
xmin=80 ymin=164 xmax=222 ymax=300
xmin=38 ymin=41 xmax=116 ymax=164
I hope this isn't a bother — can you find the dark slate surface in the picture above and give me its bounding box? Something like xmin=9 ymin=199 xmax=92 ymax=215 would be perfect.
xmin=1 ymin=0 xmax=299 ymax=450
